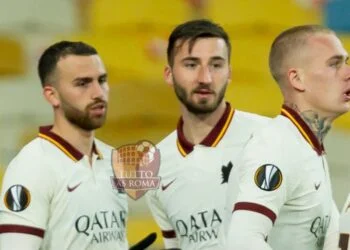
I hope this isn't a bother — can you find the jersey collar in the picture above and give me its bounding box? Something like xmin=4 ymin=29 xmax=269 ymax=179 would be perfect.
xmin=38 ymin=125 xmax=103 ymax=162
xmin=281 ymin=105 xmax=325 ymax=155
xmin=176 ymin=102 xmax=235 ymax=157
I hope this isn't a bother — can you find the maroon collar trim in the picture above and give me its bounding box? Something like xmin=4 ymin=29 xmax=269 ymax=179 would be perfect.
xmin=38 ymin=125 xmax=102 ymax=161
xmin=177 ymin=102 xmax=234 ymax=156
xmin=281 ymin=105 xmax=325 ymax=155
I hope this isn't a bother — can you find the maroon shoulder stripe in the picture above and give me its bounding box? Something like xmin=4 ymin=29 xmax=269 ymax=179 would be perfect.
xmin=233 ymin=202 xmax=277 ymax=224
xmin=162 ymin=230 xmax=176 ymax=238
xmin=0 ymin=224 xmax=45 ymax=238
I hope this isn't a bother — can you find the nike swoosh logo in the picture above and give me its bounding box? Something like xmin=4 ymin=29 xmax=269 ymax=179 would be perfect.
xmin=67 ymin=182 xmax=82 ymax=192
xmin=161 ymin=179 xmax=176 ymax=191
xmin=314 ymin=182 xmax=321 ymax=190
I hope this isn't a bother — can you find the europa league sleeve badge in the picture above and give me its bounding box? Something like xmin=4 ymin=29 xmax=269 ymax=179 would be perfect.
xmin=111 ymin=140 xmax=161 ymax=200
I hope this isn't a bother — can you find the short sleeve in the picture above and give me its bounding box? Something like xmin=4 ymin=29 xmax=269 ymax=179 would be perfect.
xmin=323 ymin=201 xmax=339 ymax=250
xmin=0 ymin=145 xmax=55 ymax=238
xmin=232 ymin=136 xmax=291 ymax=224
xmin=146 ymin=190 xmax=179 ymax=249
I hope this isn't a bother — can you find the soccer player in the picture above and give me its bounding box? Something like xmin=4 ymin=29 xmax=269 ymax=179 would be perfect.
xmin=226 ymin=25 xmax=350 ymax=250
xmin=146 ymin=19 xmax=269 ymax=250
xmin=0 ymin=41 xmax=129 ymax=249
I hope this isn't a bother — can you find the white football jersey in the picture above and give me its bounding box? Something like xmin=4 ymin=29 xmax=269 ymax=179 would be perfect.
xmin=146 ymin=103 xmax=269 ymax=250
xmin=339 ymin=194 xmax=350 ymax=250
xmin=226 ymin=105 xmax=337 ymax=250
xmin=0 ymin=126 xmax=128 ymax=250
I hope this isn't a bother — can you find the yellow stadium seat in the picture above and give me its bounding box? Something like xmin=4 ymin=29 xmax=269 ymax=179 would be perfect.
xmin=89 ymin=0 xmax=192 ymax=34
xmin=64 ymin=33 xmax=167 ymax=83
xmin=207 ymin=0 xmax=322 ymax=30
xmin=0 ymin=165 xmax=4 ymax=188
xmin=0 ymin=36 xmax=25 ymax=76
xmin=127 ymin=216 xmax=163 ymax=248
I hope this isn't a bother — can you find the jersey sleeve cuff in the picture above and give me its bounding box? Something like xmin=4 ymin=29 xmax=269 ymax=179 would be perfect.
xmin=0 ymin=224 xmax=45 ymax=238
xmin=233 ymin=202 xmax=277 ymax=224
xmin=162 ymin=230 xmax=176 ymax=239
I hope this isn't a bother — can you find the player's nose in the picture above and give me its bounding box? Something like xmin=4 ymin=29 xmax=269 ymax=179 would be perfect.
xmin=198 ymin=66 xmax=213 ymax=84
xmin=91 ymin=81 xmax=106 ymax=99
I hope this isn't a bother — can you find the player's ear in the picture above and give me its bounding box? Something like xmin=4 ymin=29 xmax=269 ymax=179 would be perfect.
xmin=287 ymin=68 xmax=305 ymax=91
xmin=43 ymin=84 xmax=60 ymax=108
xmin=164 ymin=65 xmax=173 ymax=86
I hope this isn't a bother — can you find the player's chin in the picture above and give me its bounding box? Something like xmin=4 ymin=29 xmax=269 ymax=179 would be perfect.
xmin=189 ymin=101 xmax=219 ymax=114
xmin=192 ymin=94 xmax=216 ymax=105
xmin=192 ymin=92 xmax=215 ymax=99
xmin=89 ymin=116 xmax=107 ymax=129
xmin=327 ymin=104 xmax=350 ymax=119
xmin=338 ymin=103 xmax=350 ymax=115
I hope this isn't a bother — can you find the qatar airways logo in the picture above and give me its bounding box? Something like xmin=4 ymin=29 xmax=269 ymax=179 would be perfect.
xmin=175 ymin=209 xmax=222 ymax=243
xmin=310 ymin=215 xmax=331 ymax=248
xmin=75 ymin=210 xmax=127 ymax=244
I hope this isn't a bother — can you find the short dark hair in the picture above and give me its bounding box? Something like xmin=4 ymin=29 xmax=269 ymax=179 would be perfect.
xmin=269 ymin=25 xmax=334 ymax=85
xmin=167 ymin=19 xmax=231 ymax=66
xmin=38 ymin=41 xmax=98 ymax=87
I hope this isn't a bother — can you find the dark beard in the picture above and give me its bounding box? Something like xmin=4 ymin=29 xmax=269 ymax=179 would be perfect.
xmin=173 ymin=78 xmax=227 ymax=115
xmin=60 ymin=98 xmax=107 ymax=131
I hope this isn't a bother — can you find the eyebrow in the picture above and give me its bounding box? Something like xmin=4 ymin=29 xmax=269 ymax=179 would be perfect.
xmin=72 ymin=73 xmax=107 ymax=83
xmin=98 ymin=73 xmax=108 ymax=79
xmin=327 ymin=55 xmax=349 ymax=63
xmin=181 ymin=56 xmax=226 ymax=62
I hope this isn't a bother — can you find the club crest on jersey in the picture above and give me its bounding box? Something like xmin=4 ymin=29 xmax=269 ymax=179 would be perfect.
xmin=254 ymin=164 xmax=282 ymax=191
xmin=4 ymin=185 xmax=31 ymax=212
xmin=111 ymin=140 xmax=161 ymax=200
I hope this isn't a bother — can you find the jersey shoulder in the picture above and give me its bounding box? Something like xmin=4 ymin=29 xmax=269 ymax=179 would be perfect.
xmin=2 ymin=138 xmax=56 ymax=196
xmin=231 ymin=110 xmax=270 ymax=133
xmin=156 ymin=130 xmax=182 ymax=176
xmin=246 ymin=115 xmax=308 ymax=160
xmin=223 ymin=110 xmax=270 ymax=144
xmin=7 ymin=138 xmax=50 ymax=171
xmin=234 ymin=110 xmax=270 ymax=125
xmin=157 ymin=130 xmax=178 ymax=157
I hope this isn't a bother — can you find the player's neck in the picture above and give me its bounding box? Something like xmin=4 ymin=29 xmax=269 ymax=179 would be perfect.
xmin=51 ymin=118 xmax=95 ymax=159
xmin=181 ymin=101 xmax=226 ymax=145
xmin=284 ymin=102 xmax=333 ymax=144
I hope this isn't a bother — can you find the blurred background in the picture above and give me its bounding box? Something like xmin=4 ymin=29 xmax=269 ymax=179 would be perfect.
xmin=0 ymin=0 xmax=349 ymax=248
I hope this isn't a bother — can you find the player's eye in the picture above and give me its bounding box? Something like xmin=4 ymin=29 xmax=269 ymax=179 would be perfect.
xmin=184 ymin=63 xmax=197 ymax=69
xmin=212 ymin=63 xmax=223 ymax=69
xmin=76 ymin=80 xmax=89 ymax=86
xmin=98 ymin=76 xmax=107 ymax=84
xmin=329 ymin=61 xmax=341 ymax=68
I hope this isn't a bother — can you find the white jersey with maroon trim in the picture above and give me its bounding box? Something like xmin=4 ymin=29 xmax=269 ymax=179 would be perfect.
xmin=226 ymin=105 xmax=338 ymax=250
xmin=339 ymin=194 xmax=350 ymax=250
xmin=0 ymin=126 xmax=128 ymax=250
xmin=146 ymin=103 xmax=269 ymax=250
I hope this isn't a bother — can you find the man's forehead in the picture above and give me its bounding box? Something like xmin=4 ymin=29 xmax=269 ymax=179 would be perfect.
xmin=174 ymin=37 xmax=228 ymax=58
xmin=56 ymin=55 xmax=106 ymax=79
xmin=306 ymin=33 xmax=347 ymax=57
xmin=308 ymin=33 xmax=342 ymax=49
xmin=57 ymin=55 xmax=105 ymax=73
xmin=58 ymin=54 xmax=102 ymax=67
